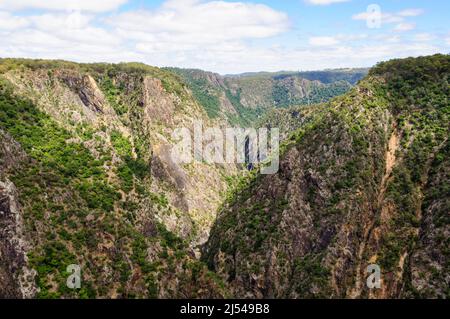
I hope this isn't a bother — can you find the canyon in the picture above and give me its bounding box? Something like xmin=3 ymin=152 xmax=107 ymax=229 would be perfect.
xmin=0 ymin=55 xmax=448 ymax=298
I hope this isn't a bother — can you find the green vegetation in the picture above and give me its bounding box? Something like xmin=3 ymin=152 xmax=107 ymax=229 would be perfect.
xmin=169 ymin=67 xmax=356 ymax=127
xmin=0 ymin=59 xmax=230 ymax=299
xmin=205 ymin=54 xmax=449 ymax=299
xmin=291 ymin=68 xmax=368 ymax=85
xmin=373 ymin=55 xmax=449 ymax=272
xmin=98 ymin=76 xmax=128 ymax=115
xmin=272 ymin=80 xmax=351 ymax=108
xmin=293 ymin=254 xmax=331 ymax=298
xmin=1 ymin=55 xmax=447 ymax=299
xmin=109 ymin=130 xmax=149 ymax=192
xmin=110 ymin=130 xmax=133 ymax=157
xmin=225 ymin=88 xmax=263 ymax=126
xmin=181 ymin=75 xmax=221 ymax=118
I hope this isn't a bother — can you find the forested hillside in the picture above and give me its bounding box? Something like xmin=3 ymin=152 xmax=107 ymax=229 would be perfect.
xmin=204 ymin=54 xmax=449 ymax=299
xmin=170 ymin=68 xmax=365 ymax=126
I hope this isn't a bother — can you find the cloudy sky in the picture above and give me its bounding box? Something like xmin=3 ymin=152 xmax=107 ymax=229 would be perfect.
xmin=0 ymin=0 xmax=448 ymax=74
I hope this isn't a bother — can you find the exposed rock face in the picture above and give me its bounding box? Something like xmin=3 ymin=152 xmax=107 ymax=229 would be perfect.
xmin=143 ymin=77 xmax=176 ymax=125
xmin=0 ymin=130 xmax=27 ymax=175
xmin=0 ymin=131 xmax=37 ymax=298
xmin=0 ymin=60 xmax=231 ymax=298
xmin=152 ymin=143 xmax=189 ymax=212
xmin=58 ymin=73 xmax=102 ymax=113
xmin=0 ymin=55 xmax=446 ymax=299
xmin=407 ymin=139 xmax=449 ymax=298
xmin=0 ymin=179 xmax=38 ymax=298
xmin=1 ymin=61 xmax=232 ymax=247
xmin=3 ymin=69 xmax=113 ymax=126
xmin=205 ymin=94 xmax=390 ymax=297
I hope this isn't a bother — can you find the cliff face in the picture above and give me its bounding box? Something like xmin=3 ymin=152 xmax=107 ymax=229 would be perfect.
xmin=0 ymin=60 xmax=231 ymax=298
xmin=204 ymin=55 xmax=449 ymax=299
xmin=0 ymin=179 xmax=38 ymax=298
xmin=408 ymin=139 xmax=449 ymax=298
xmin=0 ymin=130 xmax=38 ymax=298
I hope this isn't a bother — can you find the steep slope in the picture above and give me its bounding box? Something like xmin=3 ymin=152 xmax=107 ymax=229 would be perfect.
xmin=407 ymin=139 xmax=449 ymax=298
xmin=0 ymin=55 xmax=447 ymax=299
xmin=0 ymin=59 xmax=230 ymax=298
xmin=170 ymin=68 xmax=365 ymax=126
xmin=256 ymin=104 xmax=326 ymax=141
xmin=204 ymin=54 xmax=449 ymax=299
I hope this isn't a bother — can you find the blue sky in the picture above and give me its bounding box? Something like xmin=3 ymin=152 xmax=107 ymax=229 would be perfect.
xmin=0 ymin=0 xmax=448 ymax=73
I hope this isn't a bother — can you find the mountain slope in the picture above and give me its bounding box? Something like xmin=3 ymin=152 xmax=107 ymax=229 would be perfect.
xmin=0 ymin=55 xmax=447 ymax=299
xmin=0 ymin=59 xmax=231 ymax=298
xmin=227 ymin=68 xmax=369 ymax=85
xmin=204 ymin=54 xmax=449 ymax=299
xmin=169 ymin=68 xmax=365 ymax=126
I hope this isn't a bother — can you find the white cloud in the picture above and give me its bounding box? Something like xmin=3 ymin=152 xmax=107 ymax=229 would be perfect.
xmin=378 ymin=35 xmax=401 ymax=43
xmin=30 ymin=12 xmax=92 ymax=30
xmin=414 ymin=33 xmax=435 ymax=42
xmin=0 ymin=0 xmax=290 ymax=73
xmin=352 ymin=12 xmax=401 ymax=24
xmin=394 ymin=23 xmax=416 ymax=32
xmin=106 ymin=0 xmax=290 ymax=70
xmin=308 ymin=36 xmax=340 ymax=46
xmin=0 ymin=0 xmax=128 ymax=12
xmin=0 ymin=1 xmax=446 ymax=74
xmin=307 ymin=33 xmax=367 ymax=48
xmin=178 ymin=41 xmax=442 ymax=74
xmin=352 ymin=8 xmax=424 ymax=25
xmin=0 ymin=10 xmax=121 ymax=62
xmin=109 ymin=0 xmax=289 ymax=46
xmin=398 ymin=9 xmax=424 ymax=17
xmin=0 ymin=11 xmax=29 ymax=30
xmin=304 ymin=0 xmax=350 ymax=5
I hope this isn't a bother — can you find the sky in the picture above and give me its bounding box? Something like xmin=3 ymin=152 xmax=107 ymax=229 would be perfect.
xmin=0 ymin=0 xmax=448 ymax=74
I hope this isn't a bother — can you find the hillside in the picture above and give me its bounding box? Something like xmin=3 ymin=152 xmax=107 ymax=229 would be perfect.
xmin=0 ymin=59 xmax=232 ymax=298
xmin=204 ymin=54 xmax=449 ymax=299
xmin=169 ymin=68 xmax=365 ymax=126
xmin=229 ymin=68 xmax=369 ymax=84
xmin=0 ymin=55 xmax=447 ymax=300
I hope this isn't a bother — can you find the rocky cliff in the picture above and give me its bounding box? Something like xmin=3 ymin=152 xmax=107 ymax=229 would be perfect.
xmin=0 ymin=59 xmax=230 ymax=298
xmin=204 ymin=54 xmax=449 ymax=299
xmin=0 ymin=55 xmax=447 ymax=299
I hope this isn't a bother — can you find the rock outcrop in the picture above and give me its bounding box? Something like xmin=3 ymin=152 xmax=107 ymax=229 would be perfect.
xmin=0 ymin=179 xmax=38 ymax=298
